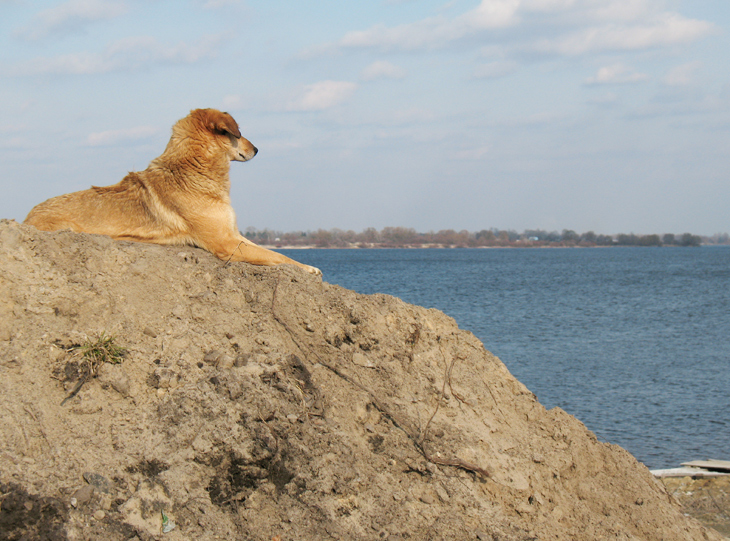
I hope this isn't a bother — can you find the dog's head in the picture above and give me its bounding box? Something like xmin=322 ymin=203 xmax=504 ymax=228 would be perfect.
xmin=190 ymin=108 xmax=258 ymax=162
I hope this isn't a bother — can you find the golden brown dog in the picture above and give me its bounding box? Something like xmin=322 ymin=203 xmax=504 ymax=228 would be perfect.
xmin=24 ymin=108 xmax=321 ymax=275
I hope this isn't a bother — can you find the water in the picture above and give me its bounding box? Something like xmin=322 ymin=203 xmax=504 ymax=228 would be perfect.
xmin=280 ymin=247 xmax=730 ymax=469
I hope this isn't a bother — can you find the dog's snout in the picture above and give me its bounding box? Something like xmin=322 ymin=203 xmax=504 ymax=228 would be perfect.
xmin=252 ymin=146 xmax=258 ymax=156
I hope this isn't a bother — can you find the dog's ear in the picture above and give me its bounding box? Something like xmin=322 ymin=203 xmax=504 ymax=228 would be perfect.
xmin=198 ymin=109 xmax=242 ymax=138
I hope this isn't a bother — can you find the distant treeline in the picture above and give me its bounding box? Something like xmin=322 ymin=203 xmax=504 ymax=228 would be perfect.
xmin=244 ymin=227 xmax=729 ymax=249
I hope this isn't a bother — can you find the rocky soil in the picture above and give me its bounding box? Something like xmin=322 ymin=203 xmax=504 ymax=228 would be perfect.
xmin=0 ymin=219 xmax=724 ymax=540
xmin=660 ymin=476 xmax=730 ymax=538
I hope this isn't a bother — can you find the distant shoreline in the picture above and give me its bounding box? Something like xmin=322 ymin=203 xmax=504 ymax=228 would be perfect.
xmin=261 ymin=244 xmax=716 ymax=250
xmin=246 ymin=228 xmax=724 ymax=249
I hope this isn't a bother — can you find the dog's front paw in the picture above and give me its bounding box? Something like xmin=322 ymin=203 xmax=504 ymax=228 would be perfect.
xmin=306 ymin=265 xmax=322 ymax=276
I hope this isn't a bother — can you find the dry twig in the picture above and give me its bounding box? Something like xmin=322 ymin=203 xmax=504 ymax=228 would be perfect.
xmin=270 ymin=276 xmax=490 ymax=479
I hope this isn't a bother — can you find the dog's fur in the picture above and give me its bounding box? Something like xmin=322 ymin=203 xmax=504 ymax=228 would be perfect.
xmin=24 ymin=108 xmax=321 ymax=275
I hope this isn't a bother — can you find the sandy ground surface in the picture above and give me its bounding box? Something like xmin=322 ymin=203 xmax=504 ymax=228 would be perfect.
xmin=0 ymin=219 xmax=723 ymax=540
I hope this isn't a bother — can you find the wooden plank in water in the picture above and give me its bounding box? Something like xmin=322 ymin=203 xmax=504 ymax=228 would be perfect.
xmin=680 ymin=460 xmax=730 ymax=472
xmin=651 ymin=467 xmax=729 ymax=478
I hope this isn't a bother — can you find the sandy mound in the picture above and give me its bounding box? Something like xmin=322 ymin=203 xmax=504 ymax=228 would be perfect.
xmin=0 ymin=219 xmax=721 ymax=541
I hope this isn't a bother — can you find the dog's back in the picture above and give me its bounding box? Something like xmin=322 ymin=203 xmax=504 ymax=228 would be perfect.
xmin=24 ymin=170 xmax=189 ymax=243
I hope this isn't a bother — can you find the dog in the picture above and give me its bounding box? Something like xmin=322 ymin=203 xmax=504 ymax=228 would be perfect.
xmin=24 ymin=108 xmax=321 ymax=275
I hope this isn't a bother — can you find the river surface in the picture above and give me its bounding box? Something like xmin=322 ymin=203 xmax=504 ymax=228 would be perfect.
xmin=280 ymin=246 xmax=730 ymax=469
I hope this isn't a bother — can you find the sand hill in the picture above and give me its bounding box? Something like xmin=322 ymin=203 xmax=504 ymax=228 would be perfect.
xmin=0 ymin=219 xmax=721 ymax=540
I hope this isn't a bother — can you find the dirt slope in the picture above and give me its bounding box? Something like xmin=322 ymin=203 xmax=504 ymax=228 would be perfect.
xmin=0 ymin=219 xmax=722 ymax=541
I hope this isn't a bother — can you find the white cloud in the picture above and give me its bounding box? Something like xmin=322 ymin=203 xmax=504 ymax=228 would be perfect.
xmin=461 ymin=0 xmax=521 ymax=29
xmin=222 ymin=95 xmax=248 ymax=109
xmin=325 ymin=0 xmax=521 ymax=53
xmin=521 ymin=0 xmax=653 ymax=22
xmin=383 ymin=108 xmax=435 ymax=125
xmin=9 ymin=35 xmax=221 ymax=76
xmin=0 ymin=137 xmax=33 ymax=150
xmin=360 ymin=61 xmax=407 ymax=81
xmin=663 ymin=62 xmax=700 ymax=87
xmin=587 ymin=92 xmax=619 ymax=107
xmin=533 ymin=13 xmax=715 ymax=56
xmin=86 ymin=125 xmax=158 ymax=147
xmin=306 ymin=1 xmax=713 ymax=59
xmin=16 ymin=0 xmax=128 ymax=40
xmin=286 ymin=81 xmax=358 ymax=112
xmin=200 ymin=0 xmax=246 ymax=9
xmin=334 ymin=18 xmax=451 ymax=52
xmin=503 ymin=111 xmax=563 ymax=127
xmin=585 ymin=63 xmax=648 ymax=85
xmin=453 ymin=145 xmax=491 ymax=160
xmin=472 ymin=60 xmax=518 ymax=79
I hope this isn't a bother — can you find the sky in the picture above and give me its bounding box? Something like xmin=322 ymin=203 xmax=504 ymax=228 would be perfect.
xmin=1 ymin=0 xmax=729 ymax=236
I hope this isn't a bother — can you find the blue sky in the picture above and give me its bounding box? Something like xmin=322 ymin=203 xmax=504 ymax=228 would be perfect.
xmin=2 ymin=0 xmax=728 ymax=235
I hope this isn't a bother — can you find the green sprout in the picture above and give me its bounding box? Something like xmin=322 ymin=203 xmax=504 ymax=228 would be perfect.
xmin=78 ymin=332 xmax=126 ymax=373
xmin=60 ymin=332 xmax=126 ymax=405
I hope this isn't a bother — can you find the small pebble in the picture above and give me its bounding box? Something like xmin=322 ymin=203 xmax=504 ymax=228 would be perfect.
xmin=72 ymin=485 xmax=94 ymax=507
xmin=83 ymin=472 xmax=113 ymax=495
xmin=203 ymin=351 xmax=221 ymax=364
xmin=94 ymin=510 xmax=105 ymax=520
xmin=419 ymin=492 xmax=436 ymax=505
xmin=217 ymin=355 xmax=234 ymax=369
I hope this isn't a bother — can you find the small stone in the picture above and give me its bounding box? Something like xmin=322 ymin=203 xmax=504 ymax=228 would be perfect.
xmin=225 ymin=332 xmax=234 ymax=339
xmin=436 ymin=486 xmax=450 ymax=502
xmin=83 ymin=472 xmax=113 ymax=495
xmin=24 ymin=501 xmax=33 ymax=511
xmin=234 ymin=353 xmax=250 ymax=367
xmin=72 ymin=485 xmax=95 ymax=506
xmin=143 ymin=327 xmax=157 ymax=338
xmin=419 ymin=491 xmax=436 ymax=505
xmin=352 ymin=352 xmax=375 ymax=368
xmin=150 ymin=368 xmax=178 ymax=389
xmin=203 ymin=351 xmax=221 ymax=364
xmin=94 ymin=510 xmax=106 ymax=520
xmin=192 ymin=435 xmax=212 ymax=453
xmin=217 ymin=354 xmax=235 ymax=370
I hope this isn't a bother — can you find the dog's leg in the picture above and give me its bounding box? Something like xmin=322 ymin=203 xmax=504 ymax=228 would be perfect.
xmin=210 ymin=235 xmax=322 ymax=276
